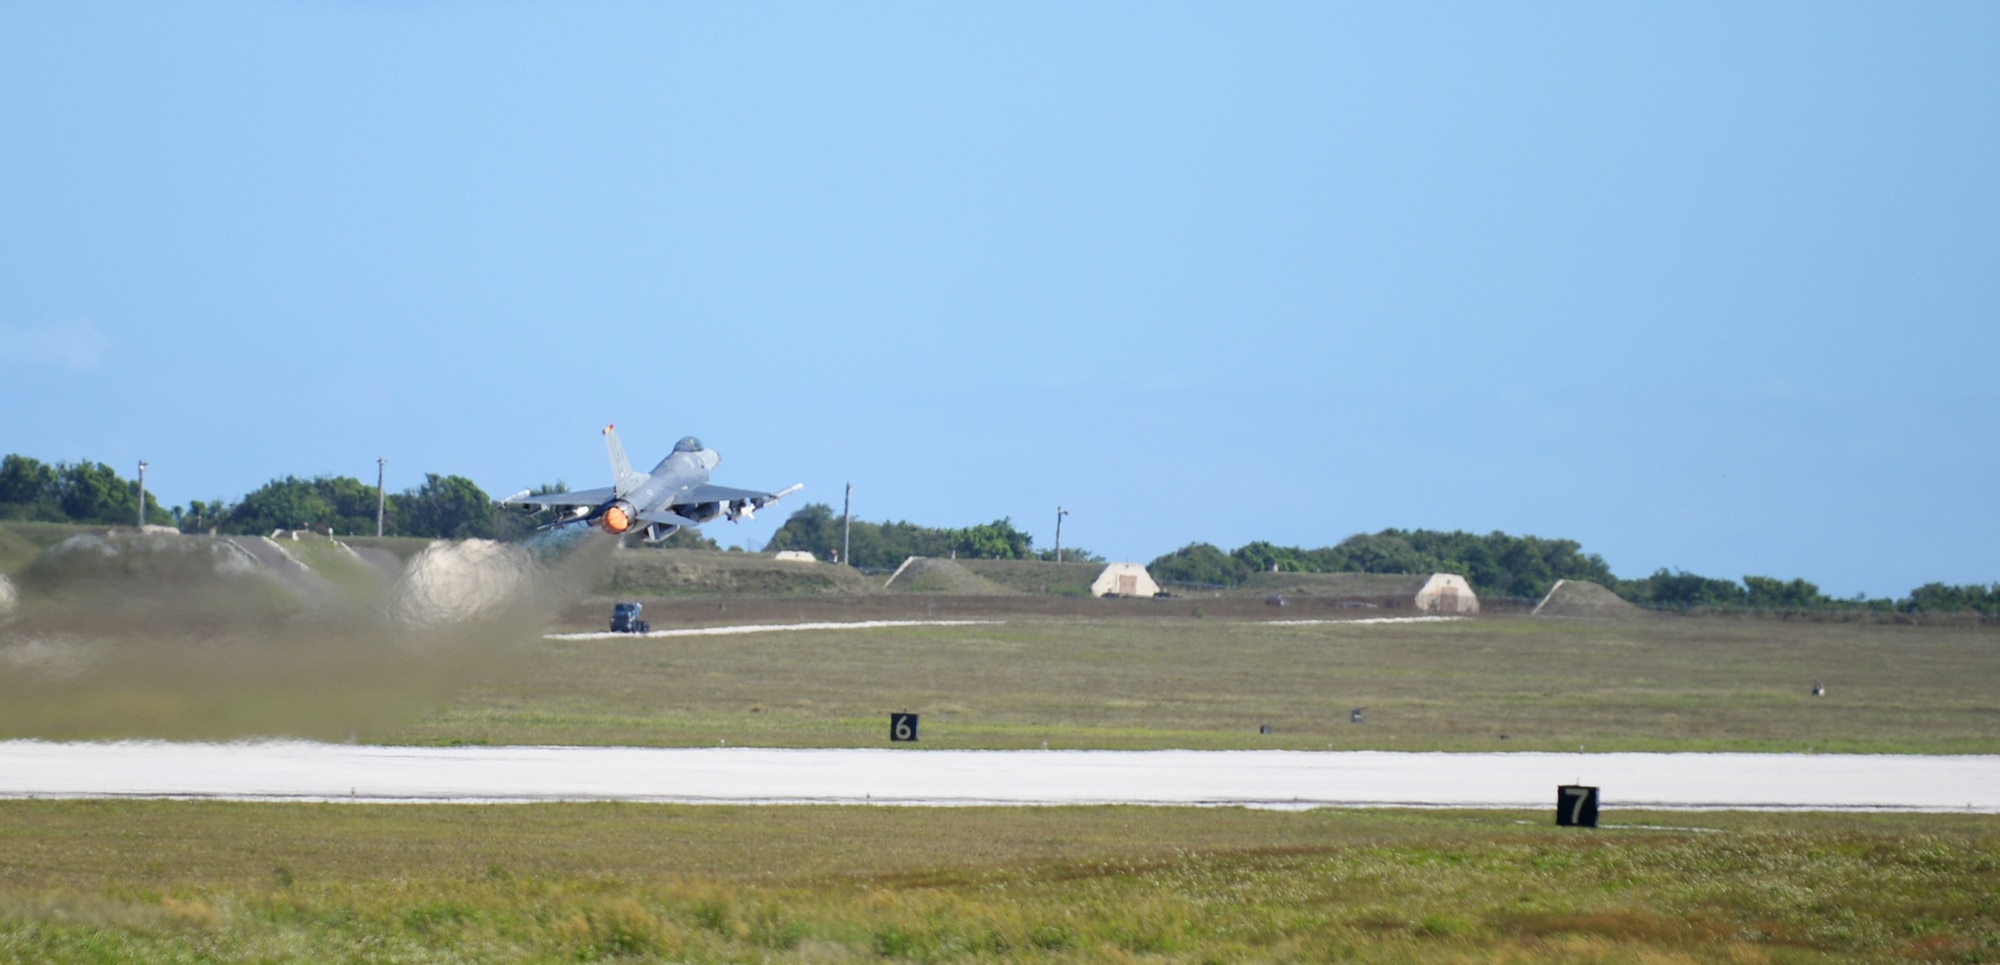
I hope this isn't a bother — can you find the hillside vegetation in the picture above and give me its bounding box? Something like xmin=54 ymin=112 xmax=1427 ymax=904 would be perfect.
xmin=1534 ymin=580 xmax=1645 ymax=618
xmin=605 ymin=549 xmax=880 ymax=598
xmin=10 ymin=445 xmax=1997 ymax=616
xmin=1150 ymin=529 xmax=2000 ymax=618
xmin=954 ymin=559 xmax=1103 ymax=596
xmin=882 ymin=558 xmax=1018 ymax=595
xmin=0 ymin=521 xmax=93 ymax=575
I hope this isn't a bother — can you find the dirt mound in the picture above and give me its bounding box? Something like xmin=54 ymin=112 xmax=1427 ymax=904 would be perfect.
xmin=218 ymin=535 xmax=351 ymax=607
xmin=606 ymin=549 xmax=881 ymax=598
xmin=36 ymin=531 xmax=261 ymax=578
xmin=884 ymin=558 xmax=1019 ymax=595
xmin=1532 ymin=579 xmax=1644 ymax=618
xmin=17 ymin=532 xmax=296 ymax=624
xmin=954 ymin=559 xmax=1102 ymax=597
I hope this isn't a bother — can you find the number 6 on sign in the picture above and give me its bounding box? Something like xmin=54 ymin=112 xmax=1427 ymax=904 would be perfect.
xmin=1557 ymin=784 xmax=1599 ymax=827
xmin=890 ymin=713 xmax=920 ymax=743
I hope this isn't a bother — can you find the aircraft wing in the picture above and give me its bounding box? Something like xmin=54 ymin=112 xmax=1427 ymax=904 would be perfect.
xmin=685 ymin=482 xmax=804 ymax=507
xmin=500 ymin=485 xmax=615 ymax=510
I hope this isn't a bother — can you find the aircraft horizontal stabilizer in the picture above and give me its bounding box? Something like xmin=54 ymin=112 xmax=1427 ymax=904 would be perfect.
xmin=637 ymin=510 xmax=701 ymax=528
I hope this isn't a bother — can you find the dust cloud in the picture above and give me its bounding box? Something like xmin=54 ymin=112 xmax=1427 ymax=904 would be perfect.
xmin=0 ymin=529 xmax=613 ymax=742
xmin=392 ymin=540 xmax=540 ymax=629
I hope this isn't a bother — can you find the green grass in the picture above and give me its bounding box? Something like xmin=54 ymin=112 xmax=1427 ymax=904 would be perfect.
xmin=7 ymin=586 xmax=2000 ymax=961
xmin=388 ymin=614 xmax=2000 ymax=753
xmin=0 ymin=801 xmax=1993 ymax=963
xmin=0 ymin=521 xmax=93 ymax=576
xmin=606 ymin=549 xmax=881 ymax=597
xmin=954 ymin=559 xmax=1103 ymax=596
xmin=279 ymin=535 xmax=386 ymax=596
xmin=0 ymin=527 xmax=41 ymax=577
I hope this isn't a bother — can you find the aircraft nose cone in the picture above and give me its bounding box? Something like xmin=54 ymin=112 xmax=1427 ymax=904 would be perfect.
xmin=701 ymin=450 xmax=720 ymax=471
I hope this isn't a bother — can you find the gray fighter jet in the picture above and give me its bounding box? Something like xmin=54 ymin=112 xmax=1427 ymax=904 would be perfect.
xmin=499 ymin=425 xmax=802 ymax=542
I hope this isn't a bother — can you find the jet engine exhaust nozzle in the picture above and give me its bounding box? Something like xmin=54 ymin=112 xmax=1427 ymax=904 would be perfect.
xmin=598 ymin=501 xmax=636 ymax=535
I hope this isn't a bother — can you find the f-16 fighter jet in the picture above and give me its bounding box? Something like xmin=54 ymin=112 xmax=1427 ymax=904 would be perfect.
xmin=499 ymin=425 xmax=803 ymax=542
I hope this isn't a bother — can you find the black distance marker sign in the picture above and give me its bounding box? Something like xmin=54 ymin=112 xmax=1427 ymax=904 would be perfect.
xmin=1557 ymin=785 xmax=1600 ymax=827
xmin=890 ymin=713 xmax=920 ymax=743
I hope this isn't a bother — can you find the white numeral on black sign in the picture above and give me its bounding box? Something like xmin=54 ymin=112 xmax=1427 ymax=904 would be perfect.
xmin=1557 ymin=785 xmax=1599 ymax=827
xmin=890 ymin=713 xmax=919 ymax=742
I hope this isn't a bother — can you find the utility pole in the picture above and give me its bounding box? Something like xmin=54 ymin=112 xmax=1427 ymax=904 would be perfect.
xmin=841 ymin=482 xmax=852 ymax=567
xmin=1054 ymin=506 xmax=1067 ymax=563
xmin=375 ymin=458 xmax=387 ymax=537
xmin=136 ymin=460 xmax=148 ymax=529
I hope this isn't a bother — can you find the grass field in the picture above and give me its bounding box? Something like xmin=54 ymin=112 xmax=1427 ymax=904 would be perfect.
xmin=390 ymin=612 xmax=2000 ymax=754
xmin=7 ymin=575 xmax=2000 ymax=960
xmin=0 ymin=801 xmax=1993 ymax=963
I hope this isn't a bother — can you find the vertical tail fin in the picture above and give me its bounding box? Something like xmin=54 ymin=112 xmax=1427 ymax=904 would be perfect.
xmin=603 ymin=424 xmax=646 ymax=497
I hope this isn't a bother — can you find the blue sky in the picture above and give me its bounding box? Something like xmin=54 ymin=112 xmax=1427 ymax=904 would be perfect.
xmin=2 ymin=3 xmax=1994 ymax=597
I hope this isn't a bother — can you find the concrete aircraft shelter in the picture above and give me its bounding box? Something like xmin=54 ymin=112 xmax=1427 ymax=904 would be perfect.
xmin=1412 ymin=573 xmax=1478 ymax=613
xmin=1090 ymin=562 xmax=1161 ymax=598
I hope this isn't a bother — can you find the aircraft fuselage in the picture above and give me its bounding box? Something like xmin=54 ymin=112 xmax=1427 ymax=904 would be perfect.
xmin=589 ymin=447 xmax=722 ymax=537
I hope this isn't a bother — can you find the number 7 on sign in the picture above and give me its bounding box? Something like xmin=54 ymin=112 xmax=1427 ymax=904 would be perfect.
xmin=1557 ymin=785 xmax=1598 ymax=827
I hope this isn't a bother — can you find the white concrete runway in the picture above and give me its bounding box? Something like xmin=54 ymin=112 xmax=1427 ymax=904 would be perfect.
xmin=2 ymin=742 xmax=1997 ymax=811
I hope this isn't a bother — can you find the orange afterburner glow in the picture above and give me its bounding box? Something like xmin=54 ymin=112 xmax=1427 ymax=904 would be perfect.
xmin=601 ymin=505 xmax=631 ymax=534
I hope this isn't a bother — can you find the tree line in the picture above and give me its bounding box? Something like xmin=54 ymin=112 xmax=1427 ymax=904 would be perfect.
xmin=762 ymin=503 xmax=1102 ymax=569
xmin=0 ymin=455 xmax=171 ymax=527
xmin=1147 ymin=529 xmax=1999 ymax=616
xmin=1 ymin=453 xmax=516 ymax=540
xmin=1614 ymin=570 xmax=2000 ymax=616
xmin=1148 ymin=529 xmax=1617 ymax=600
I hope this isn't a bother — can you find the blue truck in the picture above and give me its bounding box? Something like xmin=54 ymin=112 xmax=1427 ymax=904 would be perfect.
xmin=609 ymin=601 xmax=651 ymax=634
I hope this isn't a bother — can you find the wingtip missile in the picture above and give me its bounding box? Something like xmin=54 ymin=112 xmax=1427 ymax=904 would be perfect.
xmin=744 ymin=484 xmax=804 ymax=516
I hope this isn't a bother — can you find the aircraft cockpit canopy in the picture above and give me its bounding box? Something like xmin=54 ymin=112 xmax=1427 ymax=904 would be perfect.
xmin=673 ymin=436 xmax=705 ymax=453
